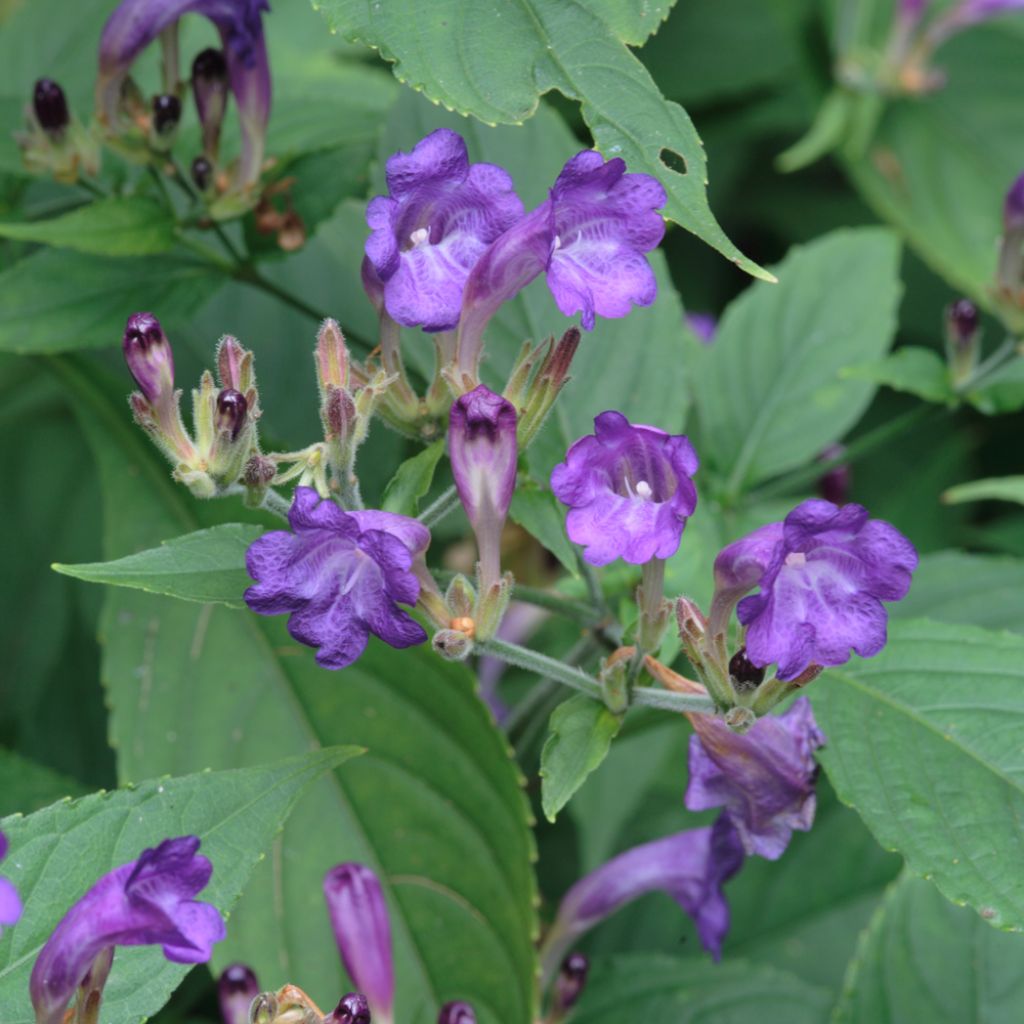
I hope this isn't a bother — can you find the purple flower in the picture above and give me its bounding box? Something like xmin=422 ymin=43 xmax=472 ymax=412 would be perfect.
xmin=0 ymin=831 xmax=22 ymax=935
xmin=438 ymin=1001 xmax=476 ymax=1024
xmin=364 ymin=129 xmax=524 ymax=332
xmin=324 ymin=864 xmax=394 ymax=1022
xmin=686 ymin=697 xmax=826 ymax=860
xmin=543 ymin=817 xmax=744 ymax=972
xmin=554 ymin=954 xmax=589 ymax=1013
xmin=816 ymin=444 xmax=850 ymax=506
xmin=449 ymin=385 xmax=517 ymax=589
xmin=685 ymin=312 xmax=717 ymax=344
xmin=550 ymin=411 xmax=699 ymax=566
xmin=96 ymin=0 xmax=271 ymax=188
xmin=326 ymin=993 xmax=372 ymax=1024
xmin=30 ymin=836 xmax=224 ymax=1024
xmin=123 ymin=312 xmax=174 ymax=404
xmin=218 ymin=963 xmax=259 ymax=1024
xmin=193 ymin=48 xmax=229 ymax=159
xmin=245 ymin=488 xmax=429 ymax=670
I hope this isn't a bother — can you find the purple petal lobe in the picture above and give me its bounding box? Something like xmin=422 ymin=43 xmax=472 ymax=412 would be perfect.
xmin=551 ymin=411 xmax=698 ymax=566
xmin=245 ymin=488 xmax=429 ymax=670
xmin=0 ymin=833 xmax=20 ymax=933
xmin=29 ymin=836 xmax=224 ymax=1024
xmin=686 ymin=697 xmax=826 ymax=859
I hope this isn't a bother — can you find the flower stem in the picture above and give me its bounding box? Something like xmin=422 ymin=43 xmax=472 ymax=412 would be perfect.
xmin=261 ymin=487 xmax=292 ymax=520
xmin=476 ymin=637 xmax=603 ymax=700
xmin=631 ymin=686 xmax=717 ymax=715
xmin=418 ymin=484 xmax=462 ymax=527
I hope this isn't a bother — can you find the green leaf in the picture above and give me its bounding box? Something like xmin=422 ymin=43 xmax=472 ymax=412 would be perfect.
xmin=892 ymin=551 xmax=1024 ymax=633
xmin=690 ymin=227 xmax=903 ymax=497
xmin=811 ymin=619 xmax=1024 ymax=933
xmin=833 ymin=874 xmax=1024 ymax=1023
xmin=52 ymin=524 xmax=263 ymax=608
xmin=0 ymin=748 xmax=360 ymax=1024
xmin=0 ymin=749 xmax=87 ymax=817
xmin=0 ymin=198 xmax=177 ymax=256
xmin=966 ymin=357 xmax=1024 ymax=414
xmin=844 ymin=346 xmax=953 ymax=404
xmin=571 ymin=955 xmax=832 ymax=1024
xmin=942 ymin=475 xmax=1024 ymax=507
xmin=0 ymin=249 xmax=224 ymax=354
xmin=381 ymin=440 xmax=445 ymax=516
xmin=312 ymin=0 xmax=771 ymax=281
xmin=57 ymin=358 xmax=538 ymax=1023
xmin=540 ymin=695 xmax=621 ymax=823
xmin=509 ymin=480 xmax=578 ymax=575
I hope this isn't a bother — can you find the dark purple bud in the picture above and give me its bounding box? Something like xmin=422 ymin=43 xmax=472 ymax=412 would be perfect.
xmin=1005 ymin=171 xmax=1024 ymax=232
xmin=326 ymin=992 xmax=371 ymax=1024
xmin=216 ymin=388 xmax=248 ymax=440
xmin=816 ymin=444 xmax=850 ymax=506
xmin=152 ymin=93 xmax=181 ymax=134
xmin=192 ymin=47 xmax=228 ymax=156
xmin=728 ymin=647 xmax=766 ymax=693
xmin=218 ymin=964 xmax=259 ymax=1024
xmin=33 ymin=78 xmax=69 ymax=134
xmin=946 ymin=298 xmax=979 ymax=350
xmin=191 ymin=155 xmax=213 ymax=191
xmin=438 ymin=1001 xmax=476 ymax=1024
xmin=123 ymin=312 xmax=174 ymax=403
xmin=555 ymin=953 xmax=589 ymax=1012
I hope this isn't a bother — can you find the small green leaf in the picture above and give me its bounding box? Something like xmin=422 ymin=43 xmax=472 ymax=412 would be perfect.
xmin=942 ymin=475 xmax=1024 ymax=507
xmin=540 ymin=694 xmax=621 ymax=823
xmin=844 ymin=346 xmax=953 ymax=404
xmin=0 ymin=198 xmax=177 ymax=256
xmin=0 ymin=748 xmax=361 ymax=1024
xmin=509 ymin=481 xmax=578 ymax=575
xmin=381 ymin=440 xmax=445 ymax=516
xmin=0 ymin=749 xmax=87 ymax=817
xmin=811 ymin=619 xmax=1024 ymax=933
xmin=0 ymin=249 xmax=224 ymax=354
xmin=53 ymin=524 xmax=264 ymax=607
xmin=967 ymin=357 xmax=1024 ymax=414
xmin=312 ymin=0 xmax=770 ymax=280
xmin=833 ymin=875 xmax=1024 ymax=1023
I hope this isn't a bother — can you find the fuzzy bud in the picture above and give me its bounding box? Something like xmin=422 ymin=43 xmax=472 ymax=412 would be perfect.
xmin=123 ymin=312 xmax=174 ymax=403
xmin=192 ymin=47 xmax=228 ymax=158
xmin=325 ymin=993 xmax=371 ymax=1024
xmin=33 ymin=78 xmax=69 ymax=135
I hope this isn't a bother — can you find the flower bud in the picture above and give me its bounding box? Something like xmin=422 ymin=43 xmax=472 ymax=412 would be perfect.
xmin=728 ymin=647 xmax=766 ymax=694
xmin=444 ymin=574 xmax=476 ymax=620
xmin=152 ymin=93 xmax=182 ymax=136
xmin=325 ymin=993 xmax=371 ymax=1024
xmin=217 ymin=335 xmax=255 ymax=393
xmin=555 ymin=952 xmax=589 ymax=1012
xmin=323 ymin=864 xmax=393 ymax=1022
xmin=217 ymin=964 xmax=258 ymax=1024
xmin=438 ymin=1001 xmax=476 ymax=1024
xmin=432 ymin=628 xmax=474 ymax=661
xmin=998 ymin=171 xmax=1024 ymax=295
xmin=816 ymin=444 xmax=850 ymax=507
xmin=123 ymin=312 xmax=174 ymax=403
xmin=215 ymin=388 xmax=248 ymax=440
xmin=724 ymin=705 xmax=757 ymax=734
xmin=316 ymin=319 xmax=351 ymax=392
xmin=516 ymin=327 xmax=581 ymax=447
xmin=33 ymin=78 xmax=69 ymax=135
xmin=192 ymin=47 xmax=228 ymax=158
xmin=945 ymin=298 xmax=981 ymax=385
xmin=449 ymin=386 xmax=517 ymax=592
xmin=191 ymin=155 xmax=213 ymax=192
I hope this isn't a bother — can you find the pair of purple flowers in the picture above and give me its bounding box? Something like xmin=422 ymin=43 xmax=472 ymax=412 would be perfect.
xmin=361 ymin=128 xmax=667 ymax=380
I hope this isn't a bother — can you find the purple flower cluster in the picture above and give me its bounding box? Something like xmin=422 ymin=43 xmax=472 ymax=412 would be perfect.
xmin=551 ymin=411 xmax=698 ymax=566
xmin=362 ymin=128 xmax=667 ymax=378
xmin=30 ymin=836 xmax=224 ymax=1024
xmin=715 ymin=499 xmax=918 ymax=681
xmin=245 ymin=488 xmax=430 ymax=670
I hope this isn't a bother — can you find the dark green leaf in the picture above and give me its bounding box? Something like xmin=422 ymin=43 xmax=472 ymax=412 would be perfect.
xmin=312 ymin=0 xmax=770 ymax=280
xmin=57 ymin=358 xmax=538 ymax=1023
xmin=811 ymin=619 xmax=1024 ymax=932
xmin=509 ymin=481 xmax=578 ymax=575
xmin=0 ymin=749 xmax=87 ymax=817
xmin=844 ymin=346 xmax=953 ymax=404
xmin=0 ymin=198 xmax=177 ymax=256
xmin=381 ymin=440 xmax=445 ymax=516
xmin=0 ymin=749 xmax=360 ymax=1024
xmin=833 ymin=875 xmax=1024 ymax=1024
xmin=52 ymin=524 xmax=263 ymax=607
xmin=690 ymin=228 xmax=902 ymax=497
xmin=0 ymin=249 xmax=224 ymax=354
xmin=942 ymin=475 xmax=1024 ymax=507
xmin=540 ymin=695 xmax=621 ymax=823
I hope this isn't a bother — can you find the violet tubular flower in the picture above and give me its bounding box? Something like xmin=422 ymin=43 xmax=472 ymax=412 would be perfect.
xmin=542 ymin=816 xmax=744 ymax=975
xmin=245 ymin=488 xmax=429 ymax=670
xmin=551 ymin=411 xmax=698 ymax=566
xmin=29 ymin=836 xmax=224 ymax=1024
xmin=456 ymin=150 xmax=666 ymax=378
xmin=0 ymin=831 xmax=22 ymax=935
xmin=218 ymin=963 xmax=259 ymax=1024
xmin=324 ymin=864 xmax=394 ymax=1023
xmin=719 ymin=499 xmax=918 ymax=681
xmin=363 ymin=128 xmax=524 ymax=332
xmin=686 ymin=697 xmax=826 ymax=860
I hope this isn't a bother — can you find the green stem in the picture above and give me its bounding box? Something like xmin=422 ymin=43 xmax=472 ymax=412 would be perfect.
xmin=260 ymin=487 xmax=292 ymax=520
xmin=748 ymin=404 xmax=940 ymax=503
xmin=418 ymin=484 xmax=461 ymax=527
xmin=476 ymin=637 xmax=603 ymax=700
xmin=631 ymin=686 xmax=717 ymax=715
